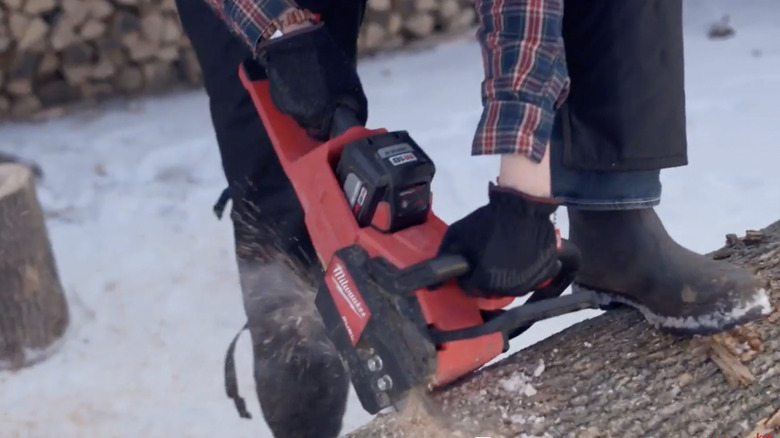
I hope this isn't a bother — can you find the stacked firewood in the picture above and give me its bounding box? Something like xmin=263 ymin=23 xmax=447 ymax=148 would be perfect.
xmin=0 ymin=0 xmax=199 ymax=119
xmin=0 ymin=0 xmax=477 ymax=120
xmin=357 ymin=0 xmax=476 ymax=54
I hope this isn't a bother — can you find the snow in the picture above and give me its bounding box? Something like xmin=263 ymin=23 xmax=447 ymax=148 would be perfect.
xmin=533 ymin=359 xmax=545 ymax=378
xmin=1 ymin=0 xmax=779 ymax=436
xmin=498 ymin=371 xmax=536 ymax=397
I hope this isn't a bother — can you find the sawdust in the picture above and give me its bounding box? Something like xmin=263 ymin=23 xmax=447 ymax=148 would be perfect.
xmin=365 ymin=388 xmax=510 ymax=438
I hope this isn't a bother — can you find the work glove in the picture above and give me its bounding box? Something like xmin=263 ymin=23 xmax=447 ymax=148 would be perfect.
xmin=257 ymin=22 xmax=368 ymax=140
xmin=437 ymin=182 xmax=561 ymax=298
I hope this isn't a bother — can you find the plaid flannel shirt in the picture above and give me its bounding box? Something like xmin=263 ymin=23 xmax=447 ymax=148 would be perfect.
xmin=202 ymin=0 xmax=303 ymax=55
xmin=473 ymin=0 xmax=570 ymax=161
xmin=201 ymin=0 xmax=570 ymax=161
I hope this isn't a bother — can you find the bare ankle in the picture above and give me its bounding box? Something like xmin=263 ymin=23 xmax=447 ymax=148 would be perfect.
xmin=497 ymin=146 xmax=552 ymax=198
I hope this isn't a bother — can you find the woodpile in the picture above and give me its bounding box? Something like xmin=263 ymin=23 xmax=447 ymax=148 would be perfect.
xmin=0 ymin=0 xmax=478 ymax=121
xmin=0 ymin=0 xmax=202 ymax=120
xmin=357 ymin=0 xmax=476 ymax=55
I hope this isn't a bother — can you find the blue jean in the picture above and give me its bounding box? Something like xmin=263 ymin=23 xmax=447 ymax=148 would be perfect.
xmin=549 ymin=111 xmax=662 ymax=211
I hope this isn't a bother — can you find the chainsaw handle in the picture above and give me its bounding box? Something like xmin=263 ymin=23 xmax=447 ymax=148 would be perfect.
xmin=329 ymin=104 xmax=363 ymax=139
xmin=377 ymin=240 xmax=580 ymax=297
xmin=369 ymin=254 xmax=471 ymax=294
xmin=425 ymin=254 xmax=471 ymax=282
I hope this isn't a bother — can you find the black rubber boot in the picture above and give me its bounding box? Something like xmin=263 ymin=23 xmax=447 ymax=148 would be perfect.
xmin=238 ymin=258 xmax=350 ymax=438
xmin=568 ymin=207 xmax=772 ymax=335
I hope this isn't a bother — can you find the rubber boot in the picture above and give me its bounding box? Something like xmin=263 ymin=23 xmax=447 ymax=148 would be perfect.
xmin=568 ymin=207 xmax=773 ymax=335
xmin=238 ymin=257 xmax=350 ymax=438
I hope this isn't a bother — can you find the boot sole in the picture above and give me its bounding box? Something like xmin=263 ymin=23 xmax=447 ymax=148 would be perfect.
xmin=572 ymin=284 xmax=773 ymax=336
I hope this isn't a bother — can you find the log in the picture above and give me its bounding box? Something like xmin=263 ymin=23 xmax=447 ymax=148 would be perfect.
xmin=0 ymin=163 xmax=68 ymax=370
xmin=346 ymin=221 xmax=780 ymax=438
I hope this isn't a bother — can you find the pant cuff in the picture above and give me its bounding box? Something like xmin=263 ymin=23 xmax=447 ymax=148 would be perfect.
xmin=549 ymin=112 xmax=662 ymax=211
xmin=557 ymin=196 xmax=661 ymax=210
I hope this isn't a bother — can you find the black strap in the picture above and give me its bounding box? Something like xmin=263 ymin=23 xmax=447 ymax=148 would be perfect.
xmin=224 ymin=321 xmax=252 ymax=419
xmin=213 ymin=187 xmax=231 ymax=220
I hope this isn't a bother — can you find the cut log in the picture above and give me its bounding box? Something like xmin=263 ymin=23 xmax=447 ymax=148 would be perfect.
xmin=61 ymin=42 xmax=95 ymax=86
xmin=80 ymin=20 xmax=107 ymax=40
xmin=87 ymin=0 xmax=115 ymax=20
xmin=11 ymin=96 xmax=42 ymax=118
xmin=115 ymin=65 xmax=144 ymax=92
xmin=0 ymin=97 xmax=10 ymax=115
xmin=16 ymin=16 xmax=48 ymax=51
xmin=24 ymin=0 xmax=57 ymax=15
xmin=8 ymin=13 xmax=31 ymax=41
xmin=403 ymin=13 xmax=436 ymax=38
xmin=0 ymin=163 xmax=68 ymax=370
xmin=346 ymin=222 xmax=780 ymax=438
xmin=6 ymin=52 xmax=40 ymax=96
xmin=38 ymin=52 xmax=60 ymax=78
xmin=4 ymin=0 xmax=23 ymax=11
xmin=61 ymin=0 xmax=90 ymax=28
xmin=0 ymin=34 xmax=11 ymax=54
xmin=50 ymin=15 xmax=79 ymax=51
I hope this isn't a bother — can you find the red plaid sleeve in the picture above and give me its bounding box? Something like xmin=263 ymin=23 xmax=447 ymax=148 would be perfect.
xmin=201 ymin=0 xmax=308 ymax=54
xmin=472 ymin=0 xmax=570 ymax=162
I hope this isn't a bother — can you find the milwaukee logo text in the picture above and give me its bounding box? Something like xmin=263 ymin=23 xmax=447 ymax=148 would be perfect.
xmin=332 ymin=263 xmax=367 ymax=320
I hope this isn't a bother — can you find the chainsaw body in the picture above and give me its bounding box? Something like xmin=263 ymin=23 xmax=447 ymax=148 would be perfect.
xmin=238 ymin=61 xmax=599 ymax=414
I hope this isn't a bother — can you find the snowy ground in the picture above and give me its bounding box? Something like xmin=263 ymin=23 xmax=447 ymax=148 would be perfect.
xmin=1 ymin=0 xmax=779 ymax=437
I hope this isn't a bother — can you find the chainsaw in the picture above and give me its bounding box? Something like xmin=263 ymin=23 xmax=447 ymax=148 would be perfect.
xmin=237 ymin=60 xmax=602 ymax=415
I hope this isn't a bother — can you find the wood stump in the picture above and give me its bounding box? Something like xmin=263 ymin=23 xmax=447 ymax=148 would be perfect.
xmin=0 ymin=163 xmax=68 ymax=370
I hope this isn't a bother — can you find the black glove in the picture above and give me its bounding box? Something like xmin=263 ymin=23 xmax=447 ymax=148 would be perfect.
xmin=256 ymin=22 xmax=368 ymax=140
xmin=437 ymin=182 xmax=561 ymax=298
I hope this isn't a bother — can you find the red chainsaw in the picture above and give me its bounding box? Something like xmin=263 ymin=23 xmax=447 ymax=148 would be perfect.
xmin=237 ymin=61 xmax=601 ymax=414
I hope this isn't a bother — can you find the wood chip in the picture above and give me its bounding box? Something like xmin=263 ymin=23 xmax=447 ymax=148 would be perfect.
xmin=677 ymin=372 xmax=694 ymax=388
xmin=707 ymin=337 xmax=755 ymax=387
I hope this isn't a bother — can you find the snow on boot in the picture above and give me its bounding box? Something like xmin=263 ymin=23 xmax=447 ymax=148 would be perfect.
xmin=238 ymin=258 xmax=350 ymax=438
xmin=568 ymin=207 xmax=773 ymax=335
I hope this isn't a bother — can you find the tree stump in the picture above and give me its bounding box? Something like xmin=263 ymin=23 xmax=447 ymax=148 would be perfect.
xmin=346 ymin=220 xmax=780 ymax=438
xmin=0 ymin=163 xmax=68 ymax=370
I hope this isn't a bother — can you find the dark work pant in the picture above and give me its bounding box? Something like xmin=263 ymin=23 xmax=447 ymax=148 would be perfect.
xmin=175 ymin=1 xmax=365 ymax=437
xmin=551 ymin=0 xmax=687 ymax=210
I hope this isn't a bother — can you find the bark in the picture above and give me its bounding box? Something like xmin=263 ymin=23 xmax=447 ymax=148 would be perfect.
xmin=345 ymin=220 xmax=780 ymax=438
xmin=0 ymin=163 xmax=69 ymax=370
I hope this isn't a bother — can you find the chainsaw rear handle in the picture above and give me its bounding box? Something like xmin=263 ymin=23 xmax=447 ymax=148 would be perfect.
xmin=329 ymin=104 xmax=364 ymax=139
xmin=372 ymin=239 xmax=580 ymax=299
xmin=428 ymin=240 xmax=590 ymax=345
xmin=430 ymin=238 xmax=581 ymax=297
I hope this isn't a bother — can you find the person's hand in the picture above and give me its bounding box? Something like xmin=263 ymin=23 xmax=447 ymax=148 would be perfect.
xmin=256 ymin=22 xmax=368 ymax=140
xmin=437 ymin=182 xmax=561 ymax=298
